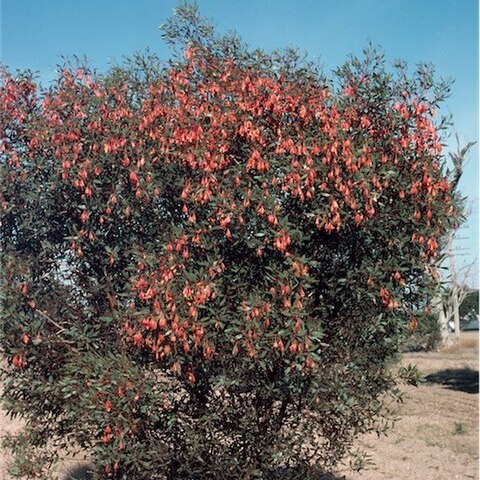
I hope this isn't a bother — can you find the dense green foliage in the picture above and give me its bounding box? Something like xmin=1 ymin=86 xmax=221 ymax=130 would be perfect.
xmin=0 ymin=5 xmax=460 ymax=479
xmin=460 ymin=289 xmax=479 ymax=320
xmin=402 ymin=312 xmax=441 ymax=352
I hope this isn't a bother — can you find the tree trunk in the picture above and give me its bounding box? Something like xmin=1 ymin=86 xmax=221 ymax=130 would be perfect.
xmin=433 ymin=290 xmax=454 ymax=348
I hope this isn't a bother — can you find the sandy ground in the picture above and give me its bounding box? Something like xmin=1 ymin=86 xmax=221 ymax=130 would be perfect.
xmin=0 ymin=332 xmax=478 ymax=480
xmin=335 ymin=331 xmax=479 ymax=480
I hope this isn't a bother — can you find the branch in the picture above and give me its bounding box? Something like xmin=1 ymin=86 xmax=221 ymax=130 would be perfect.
xmin=103 ymin=267 xmax=118 ymax=311
xmin=34 ymin=308 xmax=80 ymax=353
xmin=448 ymin=134 xmax=476 ymax=190
xmin=35 ymin=308 xmax=65 ymax=334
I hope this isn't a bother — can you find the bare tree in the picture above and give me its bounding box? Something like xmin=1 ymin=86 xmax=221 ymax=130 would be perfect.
xmin=436 ymin=136 xmax=476 ymax=346
xmin=442 ymin=246 xmax=473 ymax=342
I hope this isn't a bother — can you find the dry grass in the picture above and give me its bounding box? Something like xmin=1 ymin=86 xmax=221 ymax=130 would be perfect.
xmin=442 ymin=332 xmax=479 ymax=354
xmin=336 ymin=331 xmax=479 ymax=480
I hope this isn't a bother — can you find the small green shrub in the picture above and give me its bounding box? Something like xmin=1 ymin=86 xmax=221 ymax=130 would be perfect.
xmin=454 ymin=422 xmax=466 ymax=435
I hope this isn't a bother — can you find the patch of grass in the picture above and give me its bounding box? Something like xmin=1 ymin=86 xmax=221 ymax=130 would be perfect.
xmin=442 ymin=335 xmax=479 ymax=355
xmin=416 ymin=423 xmax=446 ymax=449
xmin=453 ymin=421 xmax=467 ymax=435
xmin=414 ymin=421 xmax=477 ymax=457
xmin=460 ymin=337 xmax=479 ymax=349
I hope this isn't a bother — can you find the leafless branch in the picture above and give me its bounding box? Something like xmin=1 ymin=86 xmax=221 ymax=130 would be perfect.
xmin=448 ymin=134 xmax=476 ymax=190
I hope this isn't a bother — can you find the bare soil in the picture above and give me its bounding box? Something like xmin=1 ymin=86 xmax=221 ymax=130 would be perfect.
xmin=336 ymin=331 xmax=479 ymax=480
xmin=0 ymin=332 xmax=478 ymax=480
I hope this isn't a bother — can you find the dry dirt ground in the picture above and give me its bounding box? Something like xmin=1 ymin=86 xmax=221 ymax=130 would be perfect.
xmin=335 ymin=331 xmax=479 ymax=480
xmin=0 ymin=333 xmax=478 ymax=480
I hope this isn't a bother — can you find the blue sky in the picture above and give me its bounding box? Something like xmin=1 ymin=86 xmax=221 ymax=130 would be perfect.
xmin=1 ymin=0 xmax=478 ymax=286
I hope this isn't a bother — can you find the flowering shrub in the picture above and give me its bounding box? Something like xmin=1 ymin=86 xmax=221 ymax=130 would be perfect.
xmin=0 ymin=5 xmax=460 ymax=479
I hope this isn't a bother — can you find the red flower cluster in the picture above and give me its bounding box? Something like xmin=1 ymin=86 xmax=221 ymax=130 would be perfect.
xmin=0 ymin=46 xmax=455 ymax=379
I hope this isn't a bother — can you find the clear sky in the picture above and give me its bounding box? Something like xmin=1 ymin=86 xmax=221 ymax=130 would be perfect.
xmin=1 ymin=0 xmax=478 ymax=286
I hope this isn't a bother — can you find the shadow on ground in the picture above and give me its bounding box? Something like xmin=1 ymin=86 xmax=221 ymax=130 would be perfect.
xmin=273 ymin=467 xmax=346 ymax=479
xmin=425 ymin=367 xmax=479 ymax=394
xmin=62 ymin=463 xmax=95 ymax=480
xmin=61 ymin=464 xmax=345 ymax=480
